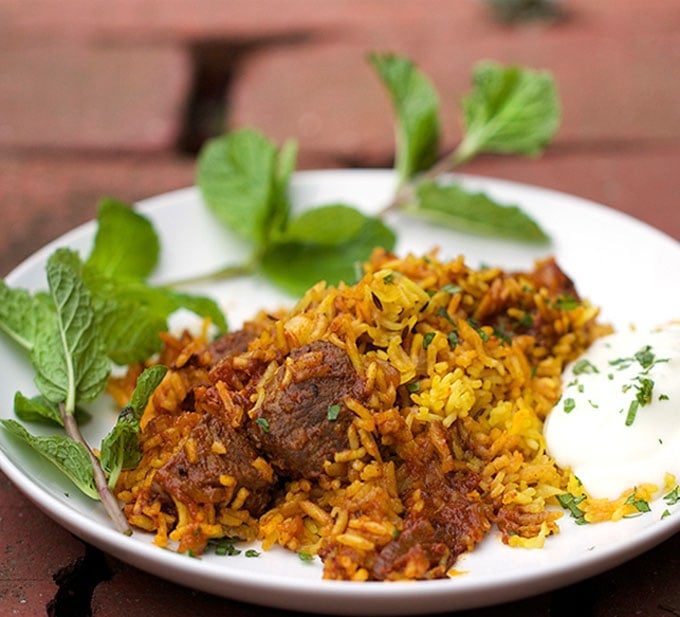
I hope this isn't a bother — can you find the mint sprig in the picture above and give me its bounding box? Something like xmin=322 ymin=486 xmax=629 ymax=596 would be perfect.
xmin=197 ymin=129 xmax=397 ymax=297
xmin=376 ymin=55 xmax=558 ymax=243
xmin=0 ymin=202 xmax=226 ymax=533
xmin=193 ymin=55 xmax=558 ymax=296
xmin=369 ymin=52 xmax=441 ymax=183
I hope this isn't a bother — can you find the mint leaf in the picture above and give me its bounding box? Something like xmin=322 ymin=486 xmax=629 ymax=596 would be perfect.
xmin=276 ymin=205 xmax=369 ymax=246
xmin=0 ymin=280 xmax=55 ymax=351
xmin=369 ymin=52 xmax=441 ymax=182
xmin=100 ymin=365 xmax=167 ymax=487
xmin=455 ymin=61 xmax=560 ymax=164
xmin=1 ymin=419 xmax=98 ymax=499
xmin=32 ymin=249 xmax=110 ymax=411
xmin=412 ymin=180 xmax=549 ymax=243
xmin=85 ymin=269 xmax=226 ymax=365
xmin=261 ymin=215 xmax=396 ymax=296
xmin=14 ymin=391 xmax=91 ymax=427
xmin=14 ymin=391 xmax=64 ymax=426
xmin=86 ymin=198 xmax=160 ymax=281
xmin=197 ymin=128 xmax=294 ymax=247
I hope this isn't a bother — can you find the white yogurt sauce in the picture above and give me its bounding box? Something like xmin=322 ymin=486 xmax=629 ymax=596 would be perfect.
xmin=544 ymin=323 xmax=680 ymax=500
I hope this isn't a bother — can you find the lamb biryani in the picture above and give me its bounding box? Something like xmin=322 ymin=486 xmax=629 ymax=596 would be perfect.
xmin=110 ymin=248 xmax=616 ymax=581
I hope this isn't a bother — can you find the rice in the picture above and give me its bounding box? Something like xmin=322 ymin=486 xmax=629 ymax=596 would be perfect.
xmin=112 ymin=248 xmax=613 ymax=579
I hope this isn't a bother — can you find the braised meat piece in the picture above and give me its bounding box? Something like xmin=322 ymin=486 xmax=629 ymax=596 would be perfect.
xmin=206 ymin=324 xmax=261 ymax=365
xmin=154 ymin=411 xmax=276 ymax=516
xmin=248 ymin=340 xmax=367 ymax=479
xmin=371 ymin=431 xmax=490 ymax=580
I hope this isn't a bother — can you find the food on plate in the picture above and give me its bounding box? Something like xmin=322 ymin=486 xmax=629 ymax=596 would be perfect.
xmin=111 ymin=248 xmax=613 ymax=580
xmin=544 ymin=323 xmax=680 ymax=501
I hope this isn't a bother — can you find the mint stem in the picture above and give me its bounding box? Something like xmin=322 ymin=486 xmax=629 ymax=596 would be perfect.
xmin=162 ymin=261 xmax=256 ymax=289
xmin=61 ymin=404 xmax=132 ymax=535
xmin=380 ymin=142 xmax=468 ymax=215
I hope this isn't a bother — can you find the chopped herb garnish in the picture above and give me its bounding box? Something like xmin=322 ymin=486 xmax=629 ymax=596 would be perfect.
xmin=406 ymin=381 xmax=420 ymax=393
xmin=573 ymin=359 xmax=599 ymax=375
xmin=298 ymin=552 xmax=314 ymax=562
xmin=327 ymin=404 xmax=341 ymax=421
xmin=625 ymin=400 xmax=639 ymax=426
xmin=663 ymin=486 xmax=680 ymax=506
xmin=211 ymin=538 xmax=241 ymax=556
xmin=517 ymin=312 xmax=533 ymax=328
xmin=438 ymin=307 xmax=455 ymax=325
xmin=255 ymin=417 xmax=270 ymax=433
xmin=634 ymin=345 xmax=655 ymax=369
xmin=624 ymin=491 xmax=651 ymax=515
xmin=556 ymin=492 xmax=587 ymax=524
xmin=659 ymin=393 xmax=669 ymax=401
xmin=661 ymin=509 xmax=671 ymax=519
xmin=635 ymin=377 xmax=654 ymax=406
xmin=245 ymin=549 xmax=260 ymax=558
xmin=448 ymin=331 xmax=459 ymax=348
xmin=563 ymin=397 xmax=576 ymax=413
xmin=423 ymin=332 xmax=436 ymax=349
xmin=441 ymin=284 xmax=462 ymax=294
xmin=466 ymin=318 xmax=489 ymax=342
xmin=555 ymin=295 xmax=580 ymax=310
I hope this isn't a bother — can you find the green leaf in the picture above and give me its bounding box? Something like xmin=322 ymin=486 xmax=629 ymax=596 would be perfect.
xmin=261 ymin=215 xmax=396 ymax=296
xmin=276 ymin=205 xmax=369 ymax=246
xmin=31 ymin=249 xmax=111 ymax=412
xmin=456 ymin=61 xmax=560 ymax=164
xmin=0 ymin=280 xmax=55 ymax=351
xmin=85 ymin=269 xmax=226 ymax=365
xmin=369 ymin=52 xmax=441 ymax=182
xmin=1 ymin=419 xmax=98 ymax=499
xmin=14 ymin=391 xmax=64 ymax=426
xmin=127 ymin=365 xmax=168 ymax=420
xmin=197 ymin=128 xmax=292 ymax=247
xmin=100 ymin=365 xmax=167 ymax=487
xmin=86 ymin=198 xmax=160 ymax=281
xmin=412 ymin=180 xmax=550 ymax=243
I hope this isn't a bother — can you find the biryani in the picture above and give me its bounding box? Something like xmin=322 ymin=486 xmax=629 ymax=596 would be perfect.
xmin=110 ymin=248 xmax=612 ymax=581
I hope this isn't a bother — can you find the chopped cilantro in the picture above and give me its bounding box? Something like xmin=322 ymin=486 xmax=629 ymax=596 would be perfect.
xmin=663 ymin=486 xmax=679 ymax=506
xmin=406 ymin=381 xmax=420 ymax=393
xmin=573 ymin=359 xmax=599 ymax=375
xmin=255 ymin=417 xmax=270 ymax=433
xmin=556 ymin=492 xmax=587 ymax=524
xmin=441 ymin=284 xmax=462 ymax=294
xmin=423 ymin=332 xmax=436 ymax=349
xmin=327 ymin=404 xmax=341 ymax=421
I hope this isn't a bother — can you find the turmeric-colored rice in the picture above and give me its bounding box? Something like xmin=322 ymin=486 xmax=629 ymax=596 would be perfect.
xmin=111 ymin=249 xmax=649 ymax=580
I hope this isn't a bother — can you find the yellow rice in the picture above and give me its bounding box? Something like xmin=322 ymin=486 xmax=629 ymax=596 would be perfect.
xmin=110 ymin=248 xmax=651 ymax=580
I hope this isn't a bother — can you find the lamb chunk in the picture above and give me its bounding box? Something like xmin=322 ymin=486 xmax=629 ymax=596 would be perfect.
xmin=206 ymin=326 xmax=259 ymax=365
xmin=527 ymin=257 xmax=579 ymax=300
xmin=248 ymin=340 xmax=367 ymax=479
xmin=154 ymin=412 xmax=275 ymax=516
xmin=371 ymin=432 xmax=490 ymax=580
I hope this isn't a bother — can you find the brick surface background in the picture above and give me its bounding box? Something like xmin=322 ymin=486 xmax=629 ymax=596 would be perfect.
xmin=0 ymin=1 xmax=678 ymax=616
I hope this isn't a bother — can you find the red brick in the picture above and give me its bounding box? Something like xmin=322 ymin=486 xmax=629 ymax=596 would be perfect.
xmin=227 ymin=1 xmax=680 ymax=164
xmin=0 ymin=154 xmax=194 ymax=276
xmin=0 ymin=471 xmax=86 ymax=616
xmin=0 ymin=44 xmax=190 ymax=152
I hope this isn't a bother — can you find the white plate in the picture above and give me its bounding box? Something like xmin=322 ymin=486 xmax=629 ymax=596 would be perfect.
xmin=1 ymin=170 xmax=679 ymax=615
